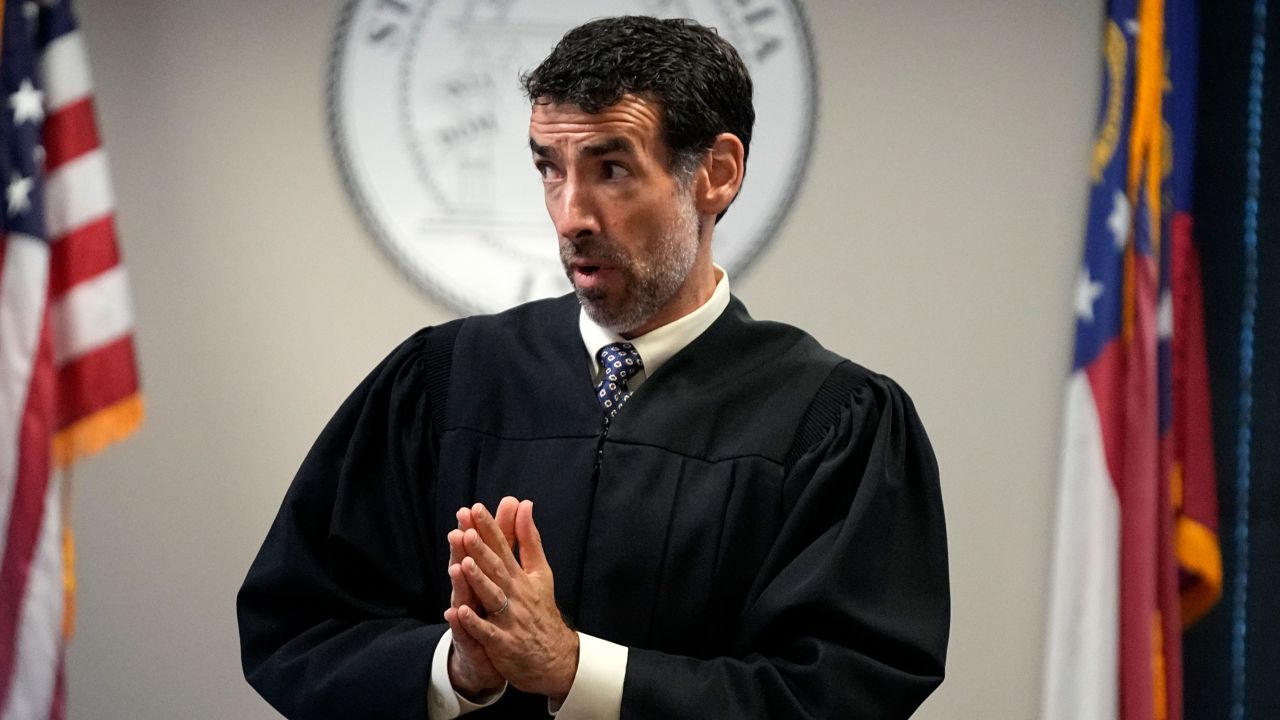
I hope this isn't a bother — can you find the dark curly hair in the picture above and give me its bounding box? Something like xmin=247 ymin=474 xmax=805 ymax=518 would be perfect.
xmin=522 ymin=16 xmax=754 ymax=185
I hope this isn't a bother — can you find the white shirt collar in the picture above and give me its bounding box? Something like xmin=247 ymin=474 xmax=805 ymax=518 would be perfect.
xmin=579 ymin=266 xmax=731 ymax=381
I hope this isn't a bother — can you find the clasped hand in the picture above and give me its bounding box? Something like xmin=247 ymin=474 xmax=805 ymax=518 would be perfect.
xmin=443 ymin=496 xmax=579 ymax=704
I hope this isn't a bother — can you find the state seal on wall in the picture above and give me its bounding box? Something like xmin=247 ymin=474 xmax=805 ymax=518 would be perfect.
xmin=328 ymin=0 xmax=818 ymax=314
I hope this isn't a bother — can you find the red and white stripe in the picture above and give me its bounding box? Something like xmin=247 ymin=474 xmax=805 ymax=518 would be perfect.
xmin=0 ymin=23 xmax=138 ymax=720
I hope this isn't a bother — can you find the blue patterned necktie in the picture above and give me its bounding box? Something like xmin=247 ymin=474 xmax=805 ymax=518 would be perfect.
xmin=594 ymin=343 xmax=644 ymax=421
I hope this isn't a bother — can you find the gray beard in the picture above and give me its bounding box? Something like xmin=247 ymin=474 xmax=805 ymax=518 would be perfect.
xmin=561 ymin=198 xmax=701 ymax=335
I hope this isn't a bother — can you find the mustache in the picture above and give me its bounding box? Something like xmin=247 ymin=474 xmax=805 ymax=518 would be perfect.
xmin=559 ymin=236 xmax=631 ymax=267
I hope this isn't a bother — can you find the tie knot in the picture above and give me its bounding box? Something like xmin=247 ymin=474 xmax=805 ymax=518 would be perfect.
xmin=594 ymin=343 xmax=644 ymax=419
xmin=597 ymin=342 xmax=644 ymax=382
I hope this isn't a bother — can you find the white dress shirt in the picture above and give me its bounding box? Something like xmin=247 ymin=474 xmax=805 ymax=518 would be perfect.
xmin=428 ymin=269 xmax=731 ymax=719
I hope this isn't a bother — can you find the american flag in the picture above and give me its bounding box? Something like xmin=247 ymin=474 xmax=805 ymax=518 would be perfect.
xmin=1041 ymin=0 xmax=1220 ymax=718
xmin=0 ymin=1 xmax=141 ymax=717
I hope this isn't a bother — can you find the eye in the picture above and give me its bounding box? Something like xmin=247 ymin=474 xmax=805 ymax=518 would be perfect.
xmin=535 ymin=161 xmax=562 ymax=181
xmin=603 ymin=161 xmax=631 ymax=180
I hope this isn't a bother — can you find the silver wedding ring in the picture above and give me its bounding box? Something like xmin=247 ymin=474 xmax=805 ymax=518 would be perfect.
xmin=491 ymin=597 xmax=509 ymax=617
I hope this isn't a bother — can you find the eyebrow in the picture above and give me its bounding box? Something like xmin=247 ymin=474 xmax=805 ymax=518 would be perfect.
xmin=528 ymin=136 xmax=634 ymax=160
xmin=581 ymin=137 xmax=633 ymax=157
xmin=529 ymin=138 xmax=556 ymax=159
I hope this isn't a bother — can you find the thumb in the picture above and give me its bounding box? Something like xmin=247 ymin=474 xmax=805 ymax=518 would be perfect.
xmin=514 ymin=500 xmax=548 ymax=572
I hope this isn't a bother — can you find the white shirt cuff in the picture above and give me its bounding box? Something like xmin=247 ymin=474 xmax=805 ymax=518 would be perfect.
xmin=549 ymin=632 xmax=627 ymax=719
xmin=427 ymin=629 xmax=506 ymax=719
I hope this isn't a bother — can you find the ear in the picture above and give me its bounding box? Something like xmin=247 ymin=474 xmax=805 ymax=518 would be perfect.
xmin=695 ymin=133 xmax=746 ymax=218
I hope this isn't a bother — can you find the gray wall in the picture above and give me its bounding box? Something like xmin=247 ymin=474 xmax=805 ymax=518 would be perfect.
xmin=66 ymin=1 xmax=1101 ymax=717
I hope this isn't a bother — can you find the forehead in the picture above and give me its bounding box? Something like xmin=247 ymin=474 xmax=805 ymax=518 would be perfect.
xmin=528 ymin=95 xmax=666 ymax=158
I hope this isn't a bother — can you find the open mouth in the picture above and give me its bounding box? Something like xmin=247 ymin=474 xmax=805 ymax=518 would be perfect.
xmin=571 ymin=262 xmax=612 ymax=289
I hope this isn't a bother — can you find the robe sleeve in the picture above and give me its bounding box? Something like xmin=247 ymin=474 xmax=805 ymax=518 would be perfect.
xmin=621 ymin=366 xmax=950 ymax=719
xmin=237 ymin=327 xmax=454 ymax=720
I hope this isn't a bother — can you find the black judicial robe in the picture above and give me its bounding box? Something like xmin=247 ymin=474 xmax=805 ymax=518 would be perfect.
xmin=237 ymin=294 xmax=950 ymax=719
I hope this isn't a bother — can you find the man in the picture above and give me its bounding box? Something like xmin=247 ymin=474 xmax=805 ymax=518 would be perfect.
xmin=238 ymin=15 xmax=949 ymax=720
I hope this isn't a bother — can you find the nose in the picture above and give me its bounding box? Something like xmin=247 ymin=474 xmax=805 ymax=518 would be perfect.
xmin=550 ymin=178 xmax=601 ymax=240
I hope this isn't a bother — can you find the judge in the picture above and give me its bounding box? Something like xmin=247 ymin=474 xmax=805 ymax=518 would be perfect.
xmin=238 ymin=15 xmax=949 ymax=719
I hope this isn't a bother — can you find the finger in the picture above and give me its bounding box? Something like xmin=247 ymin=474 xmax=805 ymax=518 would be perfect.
xmin=471 ymin=502 xmax=519 ymax=573
xmin=464 ymin=528 xmax=512 ymax=588
xmin=448 ymin=528 xmax=466 ymax=565
xmin=443 ymin=607 xmax=482 ymax=648
xmin=461 ymin=556 xmax=510 ymax=615
xmin=453 ymin=509 xmax=477 ymax=570
xmin=471 ymin=503 xmax=522 ymax=575
xmin=449 ymin=562 xmax=477 ymax=609
xmin=457 ymin=604 xmax=501 ymax=645
xmin=515 ymin=500 xmax=548 ymax=571
xmin=494 ymin=496 xmax=519 ymax=550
